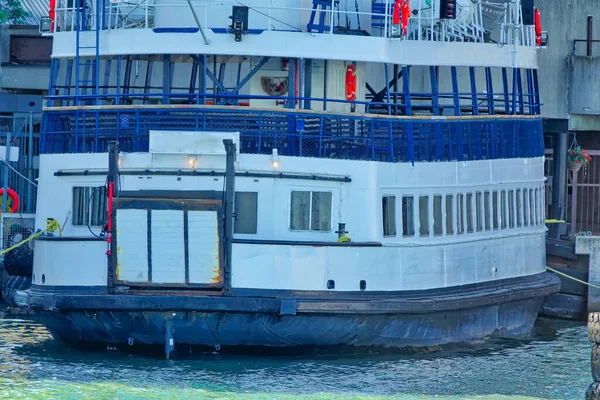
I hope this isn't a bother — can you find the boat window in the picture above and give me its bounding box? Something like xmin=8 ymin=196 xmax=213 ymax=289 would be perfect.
xmin=419 ymin=196 xmax=430 ymax=237
xmin=402 ymin=196 xmax=415 ymax=237
xmin=234 ymin=192 xmax=258 ymax=234
xmin=533 ymin=188 xmax=539 ymax=226
xmin=433 ymin=195 xmax=443 ymax=236
xmin=484 ymin=191 xmax=491 ymax=231
xmin=456 ymin=193 xmax=464 ymax=234
xmin=466 ymin=192 xmax=474 ymax=233
xmin=382 ymin=196 xmax=397 ymax=237
xmin=516 ymin=189 xmax=523 ymax=227
xmin=524 ymin=188 xmax=530 ymax=226
xmin=492 ymin=191 xmax=499 ymax=230
xmin=529 ymin=189 xmax=537 ymax=226
xmin=540 ymin=186 xmax=546 ymax=224
xmin=475 ymin=192 xmax=483 ymax=232
xmin=72 ymin=186 xmax=107 ymax=227
xmin=508 ymin=190 xmax=515 ymax=228
xmin=290 ymin=191 xmax=332 ymax=231
xmin=445 ymin=194 xmax=454 ymax=235
xmin=500 ymin=190 xmax=507 ymax=229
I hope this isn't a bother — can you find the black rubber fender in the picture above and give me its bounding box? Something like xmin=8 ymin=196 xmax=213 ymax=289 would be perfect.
xmin=590 ymin=313 xmax=600 ymax=344
xmin=587 ymin=381 xmax=600 ymax=400
xmin=593 ymin=345 xmax=600 ymax=382
xmin=3 ymin=244 xmax=34 ymax=277
xmin=1 ymin=275 xmax=31 ymax=307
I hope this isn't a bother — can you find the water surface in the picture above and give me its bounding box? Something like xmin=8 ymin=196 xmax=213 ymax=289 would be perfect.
xmin=0 ymin=314 xmax=590 ymax=399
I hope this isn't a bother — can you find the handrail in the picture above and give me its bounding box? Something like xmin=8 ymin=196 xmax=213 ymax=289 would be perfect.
xmin=47 ymin=0 xmax=535 ymax=46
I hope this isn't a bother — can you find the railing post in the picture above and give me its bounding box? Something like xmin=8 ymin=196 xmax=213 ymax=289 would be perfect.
xmin=2 ymin=130 xmax=11 ymax=214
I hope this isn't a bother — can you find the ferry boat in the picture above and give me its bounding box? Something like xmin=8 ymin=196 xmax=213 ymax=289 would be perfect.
xmin=18 ymin=0 xmax=560 ymax=355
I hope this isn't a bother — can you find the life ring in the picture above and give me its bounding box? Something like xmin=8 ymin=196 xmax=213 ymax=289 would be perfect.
xmin=392 ymin=0 xmax=411 ymax=36
xmin=534 ymin=9 xmax=542 ymax=46
xmin=345 ymin=64 xmax=357 ymax=102
xmin=0 ymin=187 xmax=20 ymax=213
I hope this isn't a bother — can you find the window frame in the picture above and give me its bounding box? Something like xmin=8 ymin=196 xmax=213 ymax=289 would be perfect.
xmin=72 ymin=185 xmax=108 ymax=227
xmin=289 ymin=189 xmax=333 ymax=232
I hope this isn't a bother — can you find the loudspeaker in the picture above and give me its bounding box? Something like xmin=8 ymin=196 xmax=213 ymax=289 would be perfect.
xmin=522 ymin=0 xmax=534 ymax=25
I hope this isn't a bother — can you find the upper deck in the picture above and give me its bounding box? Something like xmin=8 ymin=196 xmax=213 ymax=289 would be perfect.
xmin=45 ymin=0 xmax=540 ymax=69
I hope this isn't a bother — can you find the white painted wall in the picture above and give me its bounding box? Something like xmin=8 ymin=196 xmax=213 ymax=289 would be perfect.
xmin=32 ymin=146 xmax=546 ymax=290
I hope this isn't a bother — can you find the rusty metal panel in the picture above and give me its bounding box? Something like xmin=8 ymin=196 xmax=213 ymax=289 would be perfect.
xmin=151 ymin=210 xmax=186 ymax=284
xmin=115 ymin=209 xmax=148 ymax=282
xmin=187 ymin=210 xmax=221 ymax=284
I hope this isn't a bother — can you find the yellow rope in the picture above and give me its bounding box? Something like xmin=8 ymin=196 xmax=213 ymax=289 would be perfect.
xmin=0 ymin=219 xmax=62 ymax=257
xmin=546 ymin=265 xmax=600 ymax=290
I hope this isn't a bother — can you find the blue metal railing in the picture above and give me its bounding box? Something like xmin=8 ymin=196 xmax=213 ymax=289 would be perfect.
xmin=41 ymin=106 xmax=545 ymax=165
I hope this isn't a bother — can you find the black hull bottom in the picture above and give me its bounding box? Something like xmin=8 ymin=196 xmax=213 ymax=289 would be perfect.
xmin=29 ymin=272 xmax=561 ymax=352
xmin=36 ymin=297 xmax=545 ymax=351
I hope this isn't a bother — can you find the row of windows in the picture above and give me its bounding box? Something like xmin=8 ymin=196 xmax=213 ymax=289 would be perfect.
xmin=72 ymin=187 xmax=332 ymax=234
xmin=382 ymin=187 xmax=546 ymax=238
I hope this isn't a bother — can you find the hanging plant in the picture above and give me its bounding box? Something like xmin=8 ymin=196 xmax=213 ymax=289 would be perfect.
xmin=568 ymin=145 xmax=592 ymax=172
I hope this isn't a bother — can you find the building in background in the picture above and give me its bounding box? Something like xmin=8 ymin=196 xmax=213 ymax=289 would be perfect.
xmin=0 ymin=2 xmax=52 ymax=251
xmin=537 ymin=1 xmax=600 ymax=234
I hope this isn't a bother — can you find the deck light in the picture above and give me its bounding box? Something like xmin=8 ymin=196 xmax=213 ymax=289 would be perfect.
xmin=272 ymin=148 xmax=280 ymax=169
xmin=188 ymin=155 xmax=197 ymax=168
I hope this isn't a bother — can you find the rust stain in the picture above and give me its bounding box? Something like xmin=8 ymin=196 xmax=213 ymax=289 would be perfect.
xmin=211 ymin=264 xmax=221 ymax=283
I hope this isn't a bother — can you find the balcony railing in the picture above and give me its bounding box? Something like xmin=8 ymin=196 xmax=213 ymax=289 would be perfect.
xmin=47 ymin=0 xmax=538 ymax=47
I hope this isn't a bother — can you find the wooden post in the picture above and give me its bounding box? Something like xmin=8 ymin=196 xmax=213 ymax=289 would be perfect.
xmin=575 ymin=236 xmax=600 ymax=312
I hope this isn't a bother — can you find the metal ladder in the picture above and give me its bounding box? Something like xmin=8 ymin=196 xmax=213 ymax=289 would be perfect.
xmin=74 ymin=0 xmax=101 ymax=106
xmin=307 ymin=0 xmax=340 ymax=33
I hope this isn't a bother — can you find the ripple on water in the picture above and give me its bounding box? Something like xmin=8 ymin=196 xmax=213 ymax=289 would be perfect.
xmin=0 ymin=315 xmax=590 ymax=400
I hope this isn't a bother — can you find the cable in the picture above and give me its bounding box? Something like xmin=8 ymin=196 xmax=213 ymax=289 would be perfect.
xmin=0 ymin=218 xmax=62 ymax=257
xmin=546 ymin=266 xmax=600 ymax=291
xmin=234 ymin=1 xmax=303 ymax=32
xmin=0 ymin=158 xmax=37 ymax=187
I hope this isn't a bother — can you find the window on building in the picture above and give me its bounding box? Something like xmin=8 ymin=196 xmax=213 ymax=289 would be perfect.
xmin=446 ymin=194 xmax=454 ymax=235
xmin=235 ymin=192 xmax=258 ymax=234
xmin=382 ymin=196 xmax=397 ymax=237
xmin=290 ymin=191 xmax=332 ymax=231
xmin=419 ymin=196 xmax=430 ymax=237
xmin=433 ymin=195 xmax=443 ymax=236
xmin=456 ymin=193 xmax=465 ymax=234
xmin=402 ymin=196 xmax=415 ymax=237
xmin=476 ymin=192 xmax=483 ymax=232
xmin=484 ymin=191 xmax=491 ymax=231
xmin=466 ymin=192 xmax=474 ymax=233
xmin=72 ymin=186 xmax=107 ymax=227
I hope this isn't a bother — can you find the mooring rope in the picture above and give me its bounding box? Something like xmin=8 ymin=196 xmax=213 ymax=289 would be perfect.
xmin=546 ymin=265 xmax=600 ymax=290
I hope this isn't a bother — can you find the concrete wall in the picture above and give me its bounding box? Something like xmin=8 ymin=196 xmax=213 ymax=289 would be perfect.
xmin=536 ymin=1 xmax=600 ymax=121
xmin=0 ymin=25 xmax=51 ymax=93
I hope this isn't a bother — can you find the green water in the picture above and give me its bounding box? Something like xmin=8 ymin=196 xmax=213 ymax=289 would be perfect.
xmin=0 ymin=315 xmax=590 ymax=399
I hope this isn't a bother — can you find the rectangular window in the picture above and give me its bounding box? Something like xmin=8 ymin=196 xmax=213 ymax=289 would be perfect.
xmin=476 ymin=192 xmax=483 ymax=232
xmin=484 ymin=191 xmax=491 ymax=231
xmin=234 ymin=192 xmax=258 ymax=234
xmin=535 ymin=188 xmax=541 ymax=225
xmin=433 ymin=195 xmax=443 ymax=236
xmin=524 ymin=189 xmax=530 ymax=226
xmin=382 ymin=196 xmax=396 ymax=237
xmin=492 ymin=191 xmax=499 ymax=230
xmin=516 ymin=189 xmax=522 ymax=227
xmin=456 ymin=193 xmax=465 ymax=234
xmin=466 ymin=192 xmax=474 ymax=233
xmin=540 ymin=186 xmax=545 ymax=224
xmin=508 ymin=190 xmax=515 ymax=228
xmin=500 ymin=190 xmax=507 ymax=229
xmin=529 ymin=189 xmax=537 ymax=226
xmin=72 ymin=186 xmax=107 ymax=226
xmin=419 ymin=195 xmax=429 ymax=237
xmin=402 ymin=196 xmax=415 ymax=237
xmin=290 ymin=191 xmax=332 ymax=231
xmin=445 ymin=194 xmax=454 ymax=235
